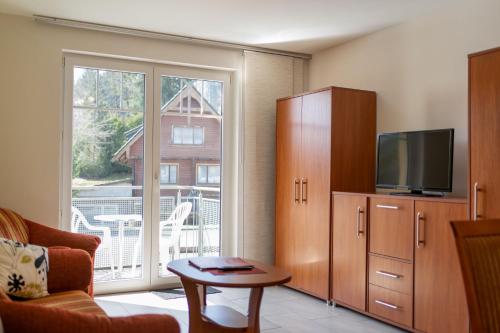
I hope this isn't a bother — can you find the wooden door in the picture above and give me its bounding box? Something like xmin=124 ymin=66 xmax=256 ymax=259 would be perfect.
xmin=275 ymin=97 xmax=303 ymax=289
xmin=469 ymin=49 xmax=500 ymax=220
xmin=332 ymin=194 xmax=368 ymax=310
xmin=414 ymin=200 xmax=468 ymax=333
xmin=297 ymin=90 xmax=332 ymax=299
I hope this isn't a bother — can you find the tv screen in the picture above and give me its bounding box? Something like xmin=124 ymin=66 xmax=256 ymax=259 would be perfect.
xmin=376 ymin=129 xmax=454 ymax=193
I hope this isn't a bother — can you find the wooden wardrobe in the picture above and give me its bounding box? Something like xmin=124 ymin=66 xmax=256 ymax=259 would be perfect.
xmin=469 ymin=47 xmax=500 ymax=220
xmin=275 ymin=86 xmax=376 ymax=300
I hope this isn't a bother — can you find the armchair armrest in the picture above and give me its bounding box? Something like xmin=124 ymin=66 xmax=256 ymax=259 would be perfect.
xmin=25 ymin=219 xmax=101 ymax=258
xmin=47 ymin=248 xmax=92 ymax=294
xmin=0 ymin=301 xmax=180 ymax=333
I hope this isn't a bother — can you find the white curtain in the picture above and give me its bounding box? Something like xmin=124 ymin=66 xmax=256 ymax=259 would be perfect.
xmin=242 ymin=51 xmax=306 ymax=263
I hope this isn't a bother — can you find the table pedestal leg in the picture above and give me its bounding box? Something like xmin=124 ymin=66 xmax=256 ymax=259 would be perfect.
xmin=181 ymin=278 xmax=205 ymax=333
xmin=182 ymin=280 xmax=264 ymax=333
xmin=247 ymin=287 xmax=264 ymax=333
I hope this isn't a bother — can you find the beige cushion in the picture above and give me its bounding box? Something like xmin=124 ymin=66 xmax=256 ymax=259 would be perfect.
xmin=0 ymin=237 xmax=49 ymax=298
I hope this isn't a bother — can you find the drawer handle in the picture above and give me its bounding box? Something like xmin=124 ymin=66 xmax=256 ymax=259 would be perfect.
xmin=375 ymin=299 xmax=400 ymax=310
xmin=376 ymin=204 xmax=399 ymax=210
xmin=375 ymin=270 xmax=401 ymax=279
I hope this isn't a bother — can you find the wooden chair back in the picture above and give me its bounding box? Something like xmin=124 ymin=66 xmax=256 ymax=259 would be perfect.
xmin=451 ymin=220 xmax=500 ymax=333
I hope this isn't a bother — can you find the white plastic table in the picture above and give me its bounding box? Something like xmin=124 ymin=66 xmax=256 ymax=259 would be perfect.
xmin=94 ymin=214 xmax=142 ymax=272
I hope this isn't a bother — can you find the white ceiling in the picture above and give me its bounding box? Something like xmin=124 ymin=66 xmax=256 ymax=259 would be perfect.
xmin=0 ymin=0 xmax=458 ymax=53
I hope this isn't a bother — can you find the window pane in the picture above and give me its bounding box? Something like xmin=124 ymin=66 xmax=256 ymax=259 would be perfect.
xmin=203 ymin=81 xmax=222 ymax=115
xmin=71 ymin=66 xmax=145 ymax=283
xmin=122 ymin=73 xmax=145 ymax=111
xmin=161 ymin=76 xmax=182 ymax=108
xmin=73 ymin=67 xmax=97 ymax=107
xmin=98 ymin=70 xmax=121 ymax=109
xmin=160 ymin=165 xmax=170 ymax=184
xmin=182 ymin=128 xmax=194 ymax=144
xmin=208 ymin=165 xmax=220 ymax=183
xmin=173 ymin=127 xmax=182 ymax=144
xmin=197 ymin=165 xmax=207 ymax=183
xmin=159 ymin=74 xmax=223 ymax=278
xmin=194 ymin=128 xmax=203 ymax=144
xmin=170 ymin=165 xmax=177 ymax=183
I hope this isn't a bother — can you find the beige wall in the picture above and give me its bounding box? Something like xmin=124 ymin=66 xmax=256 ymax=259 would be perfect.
xmin=0 ymin=13 xmax=243 ymax=227
xmin=310 ymin=0 xmax=500 ymax=196
xmin=242 ymin=52 xmax=305 ymax=263
xmin=0 ymin=13 xmax=308 ymax=259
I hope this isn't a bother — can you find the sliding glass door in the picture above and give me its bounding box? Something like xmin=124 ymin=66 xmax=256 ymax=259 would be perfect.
xmin=63 ymin=55 xmax=230 ymax=293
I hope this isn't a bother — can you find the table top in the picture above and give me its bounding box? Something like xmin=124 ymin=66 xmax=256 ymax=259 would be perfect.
xmin=167 ymin=258 xmax=291 ymax=288
xmin=94 ymin=214 xmax=143 ymax=222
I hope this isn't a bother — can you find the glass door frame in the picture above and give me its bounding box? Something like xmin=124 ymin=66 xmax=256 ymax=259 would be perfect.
xmin=150 ymin=65 xmax=232 ymax=288
xmin=62 ymin=54 xmax=154 ymax=294
xmin=62 ymin=53 xmax=237 ymax=294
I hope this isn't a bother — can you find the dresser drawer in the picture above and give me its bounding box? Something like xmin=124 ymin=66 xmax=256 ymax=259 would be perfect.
xmin=369 ymin=284 xmax=413 ymax=328
xmin=369 ymin=254 xmax=413 ymax=295
xmin=369 ymin=198 xmax=414 ymax=260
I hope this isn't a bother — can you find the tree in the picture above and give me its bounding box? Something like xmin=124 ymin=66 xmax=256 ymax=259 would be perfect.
xmin=161 ymin=76 xmax=181 ymax=107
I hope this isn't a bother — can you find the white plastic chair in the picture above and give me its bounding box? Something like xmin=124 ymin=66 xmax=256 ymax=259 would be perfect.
xmin=130 ymin=202 xmax=192 ymax=277
xmin=71 ymin=207 xmax=115 ymax=279
xmin=160 ymin=202 xmax=192 ymax=275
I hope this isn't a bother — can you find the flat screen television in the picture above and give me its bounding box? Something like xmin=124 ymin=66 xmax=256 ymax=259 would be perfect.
xmin=376 ymin=129 xmax=454 ymax=196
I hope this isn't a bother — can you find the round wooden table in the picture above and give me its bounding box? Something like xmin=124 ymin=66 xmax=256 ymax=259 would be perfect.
xmin=167 ymin=258 xmax=291 ymax=333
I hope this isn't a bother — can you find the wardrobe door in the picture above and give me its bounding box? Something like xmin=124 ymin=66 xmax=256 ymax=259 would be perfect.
xmin=332 ymin=194 xmax=368 ymax=310
xmin=275 ymin=96 xmax=303 ymax=289
xmin=469 ymin=49 xmax=500 ymax=220
xmin=298 ymin=90 xmax=332 ymax=299
xmin=414 ymin=201 xmax=468 ymax=333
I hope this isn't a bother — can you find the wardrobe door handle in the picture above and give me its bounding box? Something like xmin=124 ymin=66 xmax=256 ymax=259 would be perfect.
xmin=301 ymin=178 xmax=308 ymax=203
xmin=473 ymin=182 xmax=480 ymax=221
xmin=356 ymin=206 xmax=364 ymax=239
xmin=416 ymin=212 xmax=425 ymax=248
xmin=294 ymin=178 xmax=300 ymax=204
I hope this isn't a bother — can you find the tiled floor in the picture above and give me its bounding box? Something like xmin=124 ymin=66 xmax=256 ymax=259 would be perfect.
xmin=96 ymin=286 xmax=406 ymax=333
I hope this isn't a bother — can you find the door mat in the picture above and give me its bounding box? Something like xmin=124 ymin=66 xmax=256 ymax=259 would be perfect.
xmin=152 ymin=287 xmax=221 ymax=300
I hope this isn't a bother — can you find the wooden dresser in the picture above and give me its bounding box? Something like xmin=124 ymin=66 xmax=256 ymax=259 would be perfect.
xmin=332 ymin=192 xmax=468 ymax=333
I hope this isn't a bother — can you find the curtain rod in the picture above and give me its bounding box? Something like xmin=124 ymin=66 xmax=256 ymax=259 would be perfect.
xmin=34 ymin=15 xmax=312 ymax=60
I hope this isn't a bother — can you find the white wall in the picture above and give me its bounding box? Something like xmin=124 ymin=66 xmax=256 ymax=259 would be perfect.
xmin=0 ymin=13 xmax=245 ymax=227
xmin=309 ymin=0 xmax=500 ymax=196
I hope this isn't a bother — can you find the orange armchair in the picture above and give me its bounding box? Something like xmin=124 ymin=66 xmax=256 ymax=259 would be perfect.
xmin=0 ymin=208 xmax=101 ymax=296
xmin=0 ymin=208 xmax=181 ymax=333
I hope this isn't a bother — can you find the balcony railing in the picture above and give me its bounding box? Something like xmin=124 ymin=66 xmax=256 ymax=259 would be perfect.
xmin=71 ymin=185 xmax=220 ymax=282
